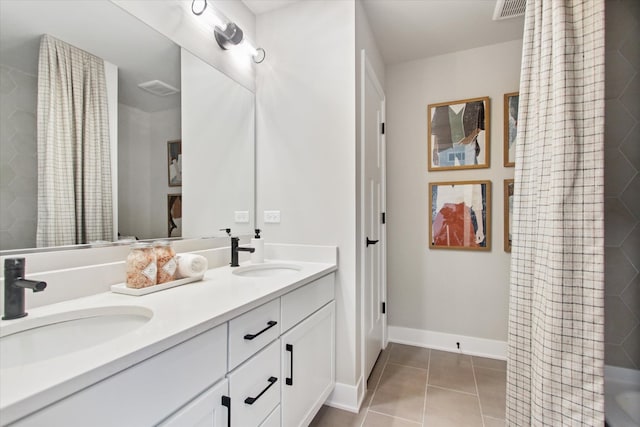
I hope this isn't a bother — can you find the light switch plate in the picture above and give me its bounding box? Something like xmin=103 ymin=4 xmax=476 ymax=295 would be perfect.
xmin=234 ymin=211 xmax=249 ymax=223
xmin=264 ymin=210 xmax=281 ymax=223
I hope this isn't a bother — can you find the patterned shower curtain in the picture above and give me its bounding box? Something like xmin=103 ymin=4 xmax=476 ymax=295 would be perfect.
xmin=36 ymin=35 xmax=113 ymax=247
xmin=506 ymin=0 xmax=605 ymax=425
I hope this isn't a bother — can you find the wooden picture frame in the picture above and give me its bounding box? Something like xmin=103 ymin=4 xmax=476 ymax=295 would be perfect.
xmin=503 ymin=92 xmax=519 ymax=167
xmin=168 ymin=193 xmax=182 ymax=237
xmin=504 ymin=179 xmax=514 ymax=252
xmin=429 ymin=180 xmax=491 ymax=251
xmin=167 ymin=139 xmax=182 ymax=187
xmin=427 ymin=97 xmax=490 ymax=171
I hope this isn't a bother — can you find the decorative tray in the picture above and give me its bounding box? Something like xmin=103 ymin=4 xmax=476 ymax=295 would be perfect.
xmin=110 ymin=275 xmax=204 ymax=296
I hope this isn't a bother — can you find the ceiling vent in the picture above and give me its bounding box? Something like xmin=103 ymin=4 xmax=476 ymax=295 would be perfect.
xmin=137 ymin=80 xmax=179 ymax=96
xmin=493 ymin=0 xmax=526 ymax=20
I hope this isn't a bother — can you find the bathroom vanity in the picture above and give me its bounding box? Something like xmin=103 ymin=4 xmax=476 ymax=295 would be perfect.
xmin=0 ymin=250 xmax=337 ymax=427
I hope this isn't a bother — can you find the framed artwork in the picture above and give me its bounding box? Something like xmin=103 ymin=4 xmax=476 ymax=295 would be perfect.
xmin=167 ymin=139 xmax=182 ymax=187
xmin=429 ymin=180 xmax=491 ymax=251
xmin=503 ymin=92 xmax=519 ymax=167
xmin=504 ymin=179 xmax=514 ymax=252
xmin=427 ymin=96 xmax=490 ymax=171
xmin=168 ymin=194 xmax=182 ymax=237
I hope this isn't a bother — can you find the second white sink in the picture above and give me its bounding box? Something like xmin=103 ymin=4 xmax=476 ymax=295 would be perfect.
xmin=232 ymin=263 xmax=301 ymax=278
xmin=0 ymin=306 xmax=153 ymax=370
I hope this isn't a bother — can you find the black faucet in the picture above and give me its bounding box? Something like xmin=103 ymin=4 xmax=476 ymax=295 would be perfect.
xmin=230 ymin=236 xmax=255 ymax=267
xmin=3 ymin=258 xmax=47 ymax=320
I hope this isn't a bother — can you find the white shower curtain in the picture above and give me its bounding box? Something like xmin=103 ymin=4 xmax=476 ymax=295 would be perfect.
xmin=506 ymin=1 xmax=605 ymax=425
xmin=36 ymin=35 xmax=113 ymax=247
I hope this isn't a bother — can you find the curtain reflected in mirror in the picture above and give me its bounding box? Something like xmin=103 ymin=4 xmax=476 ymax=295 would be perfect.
xmin=36 ymin=35 xmax=113 ymax=247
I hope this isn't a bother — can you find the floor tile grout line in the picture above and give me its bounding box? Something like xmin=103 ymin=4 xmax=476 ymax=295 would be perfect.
xmin=360 ymin=345 xmax=392 ymax=427
xmin=367 ymin=409 xmax=423 ymax=425
xmin=471 ymin=356 xmax=487 ymax=427
xmin=473 ymin=365 xmax=507 ymax=373
xmin=385 ymin=361 xmax=429 ymax=372
xmin=421 ymin=348 xmax=431 ymax=426
xmin=427 ymin=383 xmax=479 ymax=397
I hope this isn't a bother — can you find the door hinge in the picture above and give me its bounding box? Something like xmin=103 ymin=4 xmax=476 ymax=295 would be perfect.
xmin=381 ymin=122 xmax=385 ymax=135
xmin=381 ymin=212 xmax=386 ymax=224
xmin=382 ymin=302 xmax=386 ymax=314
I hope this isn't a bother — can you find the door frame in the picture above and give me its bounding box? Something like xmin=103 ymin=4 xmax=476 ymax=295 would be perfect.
xmin=359 ymin=48 xmax=387 ymax=389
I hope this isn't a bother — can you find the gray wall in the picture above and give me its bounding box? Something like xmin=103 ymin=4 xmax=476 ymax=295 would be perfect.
xmin=0 ymin=64 xmax=37 ymax=250
xmin=386 ymin=39 xmax=521 ymax=345
xmin=604 ymin=0 xmax=640 ymax=369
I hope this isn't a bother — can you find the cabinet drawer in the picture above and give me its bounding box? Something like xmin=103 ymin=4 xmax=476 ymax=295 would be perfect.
xmin=259 ymin=406 xmax=281 ymax=427
xmin=229 ymin=299 xmax=280 ymax=370
xmin=12 ymin=324 xmax=227 ymax=427
xmin=228 ymin=339 xmax=280 ymax=427
xmin=281 ymin=273 xmax=334 ymax=332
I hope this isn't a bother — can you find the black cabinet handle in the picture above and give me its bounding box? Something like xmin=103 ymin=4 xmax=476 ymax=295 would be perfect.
xmin=366 ymin=237 xmax=379 ymax=247
xmin=221 ymin=395 xmax=231 ymax=427
xmin=286 ymin=344 xmax=294 ymax=386
xmin=244 ymin=376 xmax=278 ymax=405
xmin=244 ymin=320 xmax=277 ymax=340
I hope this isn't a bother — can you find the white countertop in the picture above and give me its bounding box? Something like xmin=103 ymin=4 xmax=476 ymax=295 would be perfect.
xmin=0 ymin=258 xmax=337 ymax=425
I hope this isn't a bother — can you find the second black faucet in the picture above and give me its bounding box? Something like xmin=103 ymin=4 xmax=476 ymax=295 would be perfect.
xmin=230 ymin=236 xmax=255 ymax=267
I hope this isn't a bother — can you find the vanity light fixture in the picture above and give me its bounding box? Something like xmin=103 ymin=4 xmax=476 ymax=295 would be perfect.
xmin=191 ymin=0 xmax=266 ymax=64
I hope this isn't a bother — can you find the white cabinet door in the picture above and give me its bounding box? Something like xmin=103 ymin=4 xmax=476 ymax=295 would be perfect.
xmin=159 ymin=378 xmax=230 ymax=427
xmin=281 ymin=302 xmax=335 ymax=427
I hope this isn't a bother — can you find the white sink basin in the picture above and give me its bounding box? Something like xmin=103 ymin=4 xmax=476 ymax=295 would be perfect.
xmin=0 ymin=306 xmax=153 ymax=370
xmin=232 ymin=263 xmax=302 ymax=278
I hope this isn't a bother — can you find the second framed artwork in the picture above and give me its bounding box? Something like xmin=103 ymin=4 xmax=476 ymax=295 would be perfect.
xmin=427 ymin=96 xmax=490 ymax=171
xmin=504 ymin=92 xmax=519 ymax=167
xmin=504 ymin=179 xmax=514 ymax=252
xmin=429 ymin=180 xmax=491 ymax=251
xmin=167 ymin=139 xmax=182 ymax=187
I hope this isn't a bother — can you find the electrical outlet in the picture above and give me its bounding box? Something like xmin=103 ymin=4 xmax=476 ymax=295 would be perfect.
xmin=264 ymin=210 xmax=281 ymax=223
xmin=234 ymin=211 xmax=249 ymax=223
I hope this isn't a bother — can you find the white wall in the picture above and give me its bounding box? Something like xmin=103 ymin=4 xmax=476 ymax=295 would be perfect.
xmin=355 ymin=0 xmax=385 ymax=86
xmin=0 ymin=65 xmax=37 ymax=250
xmin=386 ymin=40 xmax=522 ymax=350
xmin=118 ymin=104 xmax=152 ymax=239
xmin=111 ymin=0 xmax=257 ymax=92
xmin=256 ymin=0 xmax=358 ymax=393
xmin=181 ymin=49 xmax=255 ymax=238
xmin=118 ymin=104 xmax=180 ymax=239
xmin=150 ymin=107 xmax=181 ymax=237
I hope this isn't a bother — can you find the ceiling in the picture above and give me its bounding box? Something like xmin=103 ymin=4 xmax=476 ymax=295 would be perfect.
xmin=242 ymin=0 xmax=525 ymax=65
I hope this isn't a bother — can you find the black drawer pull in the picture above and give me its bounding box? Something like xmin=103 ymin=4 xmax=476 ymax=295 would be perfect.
xmin=244 ymin=320 xmax=277 ymax=340
xmin=221 ymin=395 xmax=231 ymax=427
xmin=366 ymin=237 xmax=379 ymax=247
xmin=286 ymin=344 xmax=294 ymax=386
xmin=244 ymin=376 xmax=278 ymax=405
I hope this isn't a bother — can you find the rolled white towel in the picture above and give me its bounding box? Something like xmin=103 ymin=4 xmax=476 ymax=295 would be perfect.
xmin=176 ymin=254 xmax=208 ymax=278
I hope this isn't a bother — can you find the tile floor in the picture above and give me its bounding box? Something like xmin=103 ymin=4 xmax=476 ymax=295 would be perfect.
xmin=310 ymin=343 xmax=507 ymax=427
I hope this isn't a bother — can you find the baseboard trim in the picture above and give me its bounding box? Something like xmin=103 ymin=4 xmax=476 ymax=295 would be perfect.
xmin=388 ymin=326 xmax=507 ymax=360
xmin=324 ymin=376 xmax=363 ymax=413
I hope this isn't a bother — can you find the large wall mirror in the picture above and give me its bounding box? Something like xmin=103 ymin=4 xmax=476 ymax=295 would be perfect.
xmin=0 ymin=0 xmax=255 ymax=253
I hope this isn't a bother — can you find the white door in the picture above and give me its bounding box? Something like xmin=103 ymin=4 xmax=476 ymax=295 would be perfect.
xmin=281 ymin=302 xmax=335 ymax=427
xmin=159 ymin=378 xmax=229 ymax=427
xmin=361 ymin=50 xmax=386 ymax=381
